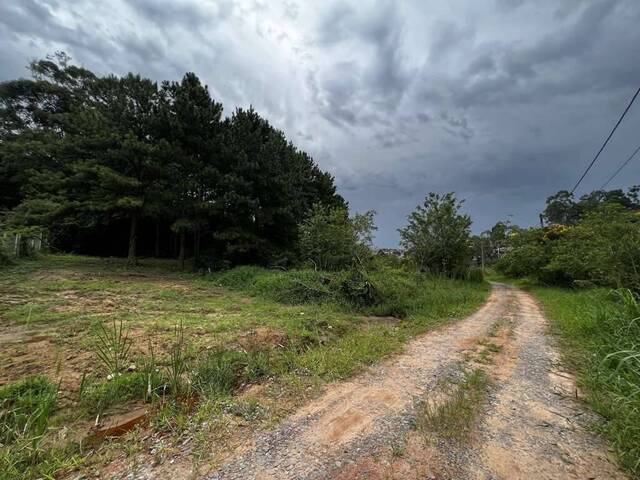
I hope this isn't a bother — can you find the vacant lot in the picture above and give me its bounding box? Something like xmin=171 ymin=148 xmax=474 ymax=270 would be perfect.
xmin=0 ymin=255 xmax=488 ymax=479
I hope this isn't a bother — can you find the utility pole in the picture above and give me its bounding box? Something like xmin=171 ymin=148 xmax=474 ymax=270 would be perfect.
xmin=480 ymin=237 xmax=485 ymax=272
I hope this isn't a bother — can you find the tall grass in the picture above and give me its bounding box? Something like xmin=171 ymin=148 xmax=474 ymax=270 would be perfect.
xmin=0 ymin=376 xmax=79 ymax=480
xmin=211 ymin=262 xmax=488 ymax=319
xmin=534 ymin=287 xmax=640 ymax=476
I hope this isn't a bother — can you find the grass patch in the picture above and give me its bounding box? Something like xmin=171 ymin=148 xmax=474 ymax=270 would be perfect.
xmin=417 ymin=368 xmax=490 ymax=443
xmin=529 ymin=286 xmax=640 ymax=476
xmin=0 ymin=254 xmax=490 ymax=478
xmin=0 ymin=376 xmax=82 ymax=480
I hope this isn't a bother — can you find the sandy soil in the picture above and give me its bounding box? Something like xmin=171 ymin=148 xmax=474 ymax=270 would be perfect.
xmin=191 ymin=284 xmax=625 ymax=480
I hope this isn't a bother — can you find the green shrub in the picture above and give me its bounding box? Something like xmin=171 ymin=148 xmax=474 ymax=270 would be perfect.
xmin=214 ymin=265 xmax=265 ymax=289
xmin=253 ymin=270 xmax=335 ymax=304
xmin=298 ymin=204 xmax=376 ymax=271
xmin=466 ymin=267 xmax=484 ymax=283
xmin=337 ymin=269 xmax=380 ymax=307
xmin=0 ymin=242 xmax=12 ymax=267
xmin=498 ymin=205 xmax=640 ymax=290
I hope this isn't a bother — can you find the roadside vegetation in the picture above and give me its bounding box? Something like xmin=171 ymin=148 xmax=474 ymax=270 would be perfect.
xmin=491 ymin=186 xmax=640 ymax=477
xmin=0 ymin=188 xmax=486 ymax=480
xmin=531 ymin=287 xmax=640 ymax=476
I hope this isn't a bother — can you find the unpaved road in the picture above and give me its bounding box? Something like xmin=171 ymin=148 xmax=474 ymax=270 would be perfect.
xmin=206 ymin=284 xmax=625 ymax=480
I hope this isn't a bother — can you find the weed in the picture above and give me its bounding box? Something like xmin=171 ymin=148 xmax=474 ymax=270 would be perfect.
xmin=487 ymin=316 xmax=512 ymax=337
xmin=0 ymin=376 xmax=57 ymax=445
xmin=244 ymin=350 xmax=271 ymax=381
xmin=80 ymin=372 xmax=149 ymax=416
xmin=390 ymin=441 xmax=405 ymax=457
xmin=223 ymin=398 xmax=267 ymax=422
xmin=93 ymin=319 xmax=132 ymax=377
xmin=191 ymin=350 xmax=243 ymax=397
xmin=417 ymin=369 xmax=490 ymax=443
xmin=0 ymin=376 xmax=79 ymax=480
xmin=166 ymin=321 xmax=190 ymax=396
xmin=152 ymin=399 xmax=191 ymax=434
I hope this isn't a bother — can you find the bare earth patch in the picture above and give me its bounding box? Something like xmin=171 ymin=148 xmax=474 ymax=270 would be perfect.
xmin=187 ymin=285 xmax=625 ymax=480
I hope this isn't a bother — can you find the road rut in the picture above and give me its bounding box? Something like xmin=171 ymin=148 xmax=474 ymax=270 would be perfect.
xmin=205 ymin=284 xmax=625 ymax=480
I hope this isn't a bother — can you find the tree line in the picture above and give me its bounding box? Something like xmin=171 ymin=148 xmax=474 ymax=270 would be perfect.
xmin=0 ymin=53 xmax=344 ymax=267
xmin=492 ymin=186 xmax=640 ymax=291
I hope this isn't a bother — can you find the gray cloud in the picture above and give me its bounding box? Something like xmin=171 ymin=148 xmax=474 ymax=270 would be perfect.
xmin=1 ymin=0 xmax=639 ymax=246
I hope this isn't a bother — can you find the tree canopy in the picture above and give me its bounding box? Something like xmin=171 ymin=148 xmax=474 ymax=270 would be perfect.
xmin=543 ymin=187 xmax=639 ymax=225
xmin=0 ymin=53 xmax=344 ymax=266
xmin=398 ymin=192 xmax=472 ymax=276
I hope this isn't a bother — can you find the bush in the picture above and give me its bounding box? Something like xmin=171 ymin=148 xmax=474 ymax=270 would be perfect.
xmin=466 ymin=267 xmax=484 ymax=283
xmin=212 ymin=261 xmax=487 ymax=320
xmin=298 ymin=204 xmax=376 ymax=271
xmin=337 ymin=269 xmax=380 ymax=307
xmin=498 ymin=205 xmax=640 ymax=290
xmin=0 ymin=242 xmax=12 ymax=266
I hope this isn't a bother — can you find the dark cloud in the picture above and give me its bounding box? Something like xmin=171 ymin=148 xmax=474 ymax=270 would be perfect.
xmin=1 ymin=0 xmax=639 ymax=246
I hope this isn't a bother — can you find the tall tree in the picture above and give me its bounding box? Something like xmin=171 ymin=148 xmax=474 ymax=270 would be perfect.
xmin=399 ymin=192 xmax=472 ymax=276
xmin=159 ymin=73 xmax=223 ymax=268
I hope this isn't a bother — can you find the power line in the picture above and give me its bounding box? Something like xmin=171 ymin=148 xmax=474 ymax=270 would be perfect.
xmin=570 ymin=86 xmax=640 ymax=194
xmin=600 ymin=143 xmax=640 ymax=189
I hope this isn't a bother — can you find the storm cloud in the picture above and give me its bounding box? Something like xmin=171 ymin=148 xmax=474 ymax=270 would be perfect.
xmin=1 ymin=0 xmax=639 ymax=246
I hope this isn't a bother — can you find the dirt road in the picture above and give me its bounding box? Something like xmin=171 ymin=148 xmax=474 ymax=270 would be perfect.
xmin=205 ymin=284 xmax=625 ymax=480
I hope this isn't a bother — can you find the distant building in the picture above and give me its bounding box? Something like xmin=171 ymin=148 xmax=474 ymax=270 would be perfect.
xmin=375 ymin=248 xmax=404 ymax=258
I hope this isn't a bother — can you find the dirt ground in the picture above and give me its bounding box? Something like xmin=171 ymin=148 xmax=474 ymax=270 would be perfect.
xmin=1 ymin=261 xmax=626 ymax=479
xmin=190 ymin=284 xmax=623 ymax=480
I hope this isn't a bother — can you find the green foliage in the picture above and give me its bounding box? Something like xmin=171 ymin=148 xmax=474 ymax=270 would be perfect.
xmin=0 ymin=376 xmax=67 ymax=480
xmin=399 ymin=192 xmax=472 ymax=277
xmin=212 ymin=262 xmax=488 ymax=320
xmin=534 ymin=287 xmax=640 ymax=476
xmin=92 ymin=319 xmax=132 ymax=377
xmin=166 ymin=321 xmax=189 ymax=396
xmin=80 ymin=372 xmax=152 ymax=415
xmin=298 ymin=204 xmax=376 ymax=270
xmin=498 ymin=204 xmax=640 ymax=290
xmin=543 ymin=186 xmax=639 ymax=225
xmin=0 ymin=241 xmax=11 ymax=266
xmin=337 ymin=268 xmax=380 ymax=307
xmin=466 ymin=267 xmax=484 ymax=283
xmin=1 ymin=54 xmax=344 ymax=265
xmin=191 ymin=350 xmax=245 ymax=397
xmin=417 ymin=368 xmax=490 ymax=443
xmin=0 ymin=376 xmax=57 ymax=445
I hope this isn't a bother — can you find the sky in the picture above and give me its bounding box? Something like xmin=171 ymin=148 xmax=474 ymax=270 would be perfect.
xmin=1 ymin=0 xmax=639 ymax=247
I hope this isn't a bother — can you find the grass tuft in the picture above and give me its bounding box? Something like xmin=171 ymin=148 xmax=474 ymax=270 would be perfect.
xmin=417 ymin=369 xmax=490 ymax=443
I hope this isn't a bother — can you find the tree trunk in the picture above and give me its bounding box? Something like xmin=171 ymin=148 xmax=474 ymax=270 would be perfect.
xmin=128 ymin=213 xmax=138 ymax=264
xmin=178 ymin=231 xmax=186 ymax=270
xmin=192 ymin=226 xmax=200 ymax=271
xmin=154 ymin=220 xmax=160 ymax=258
